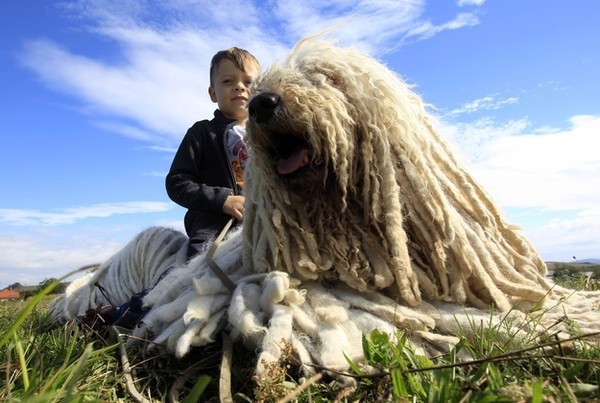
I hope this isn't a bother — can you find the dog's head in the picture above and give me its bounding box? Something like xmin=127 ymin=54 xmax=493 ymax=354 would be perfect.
xmin=242 ymin=39 xmax=426 ymax=297
xmin=246 ymin=44 xmax=346 ymax=195
xmin=246 ymin=39 xmax=420 ymax=203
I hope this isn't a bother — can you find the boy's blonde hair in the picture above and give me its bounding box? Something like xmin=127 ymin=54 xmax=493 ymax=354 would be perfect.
xmin=209 ymin=47 xmax=260 ymax=86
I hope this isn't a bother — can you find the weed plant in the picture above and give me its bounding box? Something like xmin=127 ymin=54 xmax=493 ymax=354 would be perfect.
xmin=1 ymin=277 xmax=599 ymax=402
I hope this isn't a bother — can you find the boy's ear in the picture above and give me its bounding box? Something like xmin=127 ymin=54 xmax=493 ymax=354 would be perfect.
xmin=208 ymin=86 xmax=218 ymax=103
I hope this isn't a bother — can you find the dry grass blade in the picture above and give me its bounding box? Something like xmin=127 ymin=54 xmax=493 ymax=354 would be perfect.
xmin=219 ymin=332 xmax=233 ymax=403
xmin=112 ymin=326 xmax=153 ymax=403
xmin=276 ymin=372 xmax=323 ymax=403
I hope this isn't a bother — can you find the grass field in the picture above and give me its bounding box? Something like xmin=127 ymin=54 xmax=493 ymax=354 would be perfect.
xmin=1 ymin=268 xmax=599 ymax=402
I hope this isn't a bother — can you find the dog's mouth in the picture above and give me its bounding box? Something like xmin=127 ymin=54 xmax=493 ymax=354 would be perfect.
xmin=247 ymin=92 xmax=322 ymax=180
xmin=269 ymin=135 xmax=312 ymax=176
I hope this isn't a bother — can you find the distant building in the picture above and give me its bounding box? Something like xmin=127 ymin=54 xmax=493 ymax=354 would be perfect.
xmin=0 ymin=288 xmax=20 ymax=301
xmin=15 ymin=285 xmax=40 ymax=294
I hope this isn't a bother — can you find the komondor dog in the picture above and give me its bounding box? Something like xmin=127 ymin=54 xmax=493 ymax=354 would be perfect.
xmin=49 ymin=38 xmax=600 ymax=383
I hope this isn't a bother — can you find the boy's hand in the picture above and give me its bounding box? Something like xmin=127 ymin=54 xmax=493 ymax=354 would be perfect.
xmin=223 ymin=195 xmax=245 ymax=221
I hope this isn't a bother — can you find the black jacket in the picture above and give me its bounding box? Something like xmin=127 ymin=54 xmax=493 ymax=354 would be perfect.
xmin=166 ymin=110 xmax=240 ymax=240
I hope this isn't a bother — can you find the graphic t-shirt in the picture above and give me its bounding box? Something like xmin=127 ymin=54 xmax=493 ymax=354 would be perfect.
xmin=227 ymin=124 xmax=248 ymax=189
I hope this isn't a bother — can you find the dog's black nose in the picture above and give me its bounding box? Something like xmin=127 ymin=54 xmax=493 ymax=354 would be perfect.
xmin=249 ymin=92 xmax=280 ymax=123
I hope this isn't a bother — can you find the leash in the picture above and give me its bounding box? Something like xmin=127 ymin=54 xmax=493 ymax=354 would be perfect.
xmin=206 ymin=218 xmax=236 ymax=402
xmin=205 ymin=217 xmax=237 ymax=292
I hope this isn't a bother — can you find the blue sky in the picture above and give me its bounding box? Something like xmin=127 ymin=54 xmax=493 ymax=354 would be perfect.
xmin=1 ymin=0 xmax=599 ymax=288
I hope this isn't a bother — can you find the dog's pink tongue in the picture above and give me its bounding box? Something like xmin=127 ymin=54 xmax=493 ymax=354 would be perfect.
xmin=277 ymin=148 xmax=309 ymax=174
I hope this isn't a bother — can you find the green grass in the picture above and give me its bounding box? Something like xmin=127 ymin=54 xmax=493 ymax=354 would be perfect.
xmin=551 ymin=263 xmax=600 ymax=291
xmin=1 ymin=276 xmax=599 ymax=402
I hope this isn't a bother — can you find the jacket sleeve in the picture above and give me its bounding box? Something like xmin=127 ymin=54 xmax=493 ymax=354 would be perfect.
xmin=165 ymin=124 xmax=232 ymax=213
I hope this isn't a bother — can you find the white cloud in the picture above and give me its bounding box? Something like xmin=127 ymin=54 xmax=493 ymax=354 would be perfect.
xmin=526 ymin=207 xmax=600 ymax=261
xmin=440 ymin=114 xmax=600 ymax=211
xmin=19 ymin=0 xmax=485 ymax=147
xmin=435 ymin=113 xmax=600 ymax=260
xmin=401 ymin=12 xmax=480 ymax=45
xmin=445 ymin=94 xmax=519 ymax=117
xmin=0 ymin=225 xmax=137 ymax=286
xmin=0 ymin=210 xmax=186 ymax=287
xmin=268 ymin=0 xmax=427 ymax=51
xmin=457 ymin=0 xmax=486 ymax=6
xmin=20 ymin=38 xmax=211 ymax=143
xmin=141 ymin=145 xmax=178 ymax=153
xmin=0 ymin=232 xmax=119 ymax=272
xmin=0 ymin=201 xmax=173 ymax=226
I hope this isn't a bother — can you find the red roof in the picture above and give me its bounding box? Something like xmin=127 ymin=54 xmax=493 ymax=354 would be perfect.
xmin=0 ymin=289 xmax=20 ymax=299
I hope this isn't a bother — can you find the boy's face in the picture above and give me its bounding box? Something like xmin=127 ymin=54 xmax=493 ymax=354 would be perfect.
xmin=208 ymin=59 xmax=260 ymax=124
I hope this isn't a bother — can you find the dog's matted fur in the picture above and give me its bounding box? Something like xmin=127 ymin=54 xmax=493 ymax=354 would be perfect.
xmin=244 ymin=39 xmax=548 ymax=310
xmin=50 ymin=38 xmax=600 ymax=379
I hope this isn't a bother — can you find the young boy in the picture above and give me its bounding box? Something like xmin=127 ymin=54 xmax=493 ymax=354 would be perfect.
xmin=166 ymin=47 xmax=261 ymax=259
